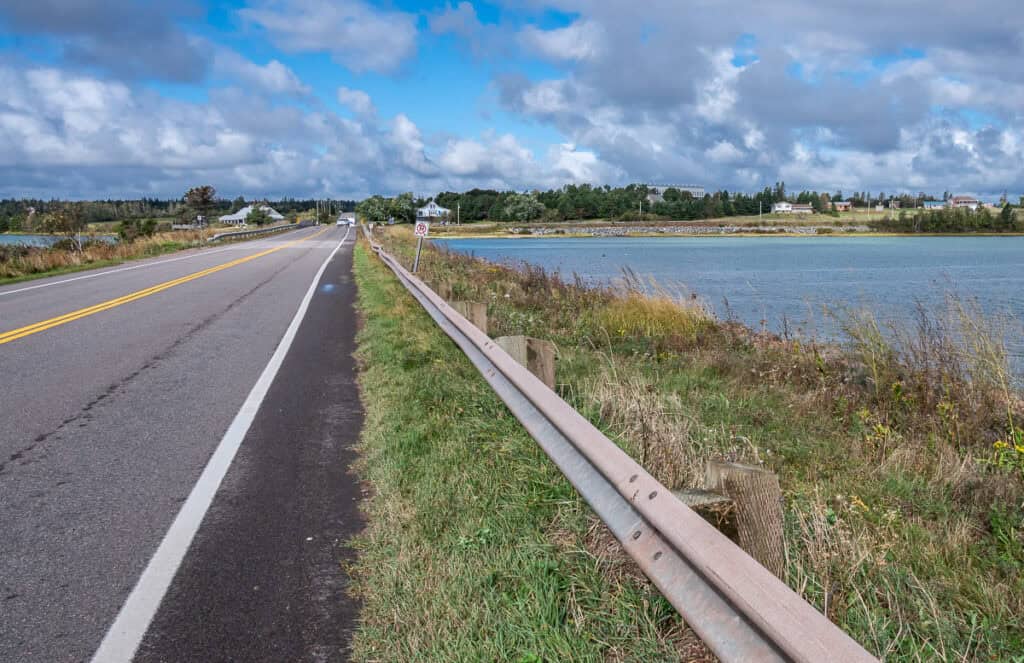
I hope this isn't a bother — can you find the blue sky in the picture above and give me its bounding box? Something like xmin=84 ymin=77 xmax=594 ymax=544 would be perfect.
xmin=0 ymin=0 xmax=1022 ymax=200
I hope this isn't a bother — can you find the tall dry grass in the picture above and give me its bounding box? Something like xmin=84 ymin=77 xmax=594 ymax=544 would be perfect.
xmin=0 ymin=230 xmax=207 ymax=279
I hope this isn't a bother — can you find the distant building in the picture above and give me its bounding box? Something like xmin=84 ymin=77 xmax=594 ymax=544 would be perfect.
xmin=923 ymin=201 xmax=946 ymax=210
xmin=772 ymin=202 xmax=814 ymax=214
xmin=416 ymin=201 xmax=450 ymax=221
xmin=833 ymin=201 xmax=852 ymax=212
xmin=645 ymin=184 xmax=705 ymax=204
xmin=219 ymin=204 xmax=284 ymax=226
xmin=950 ymin=195 xmax=980 ymax=210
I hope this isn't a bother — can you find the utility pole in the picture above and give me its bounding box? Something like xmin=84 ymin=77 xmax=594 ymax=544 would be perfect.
xmin=457 ymin=202 xmax=460 ymax=226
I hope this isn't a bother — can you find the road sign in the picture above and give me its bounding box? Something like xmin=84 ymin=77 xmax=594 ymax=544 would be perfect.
xmin=414 ymin=221 xmax=430 ymax=238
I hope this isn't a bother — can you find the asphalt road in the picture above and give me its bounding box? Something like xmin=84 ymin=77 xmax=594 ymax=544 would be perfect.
xmin=0 ymin=225 xmax=364 ymax=662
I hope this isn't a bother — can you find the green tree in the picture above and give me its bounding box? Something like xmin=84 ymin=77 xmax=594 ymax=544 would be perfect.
xmin=230 ymin=196 xmax=247 ymax=213
xmin=183 ymin=185 xmax=217 ymax=225
xmin=356 ymin=196 xmax=389 ymax=224
xmin=388 ymin=192 xmax=416 ymax=224
xmin=246 ymin=206 xmax=272 ymax=226
xmin=502 ymin=193 xmax=545 ymax=221
xmin=1000 ymin=203 xmax=1015 ymax=230
xmin=42 ymin=204 xmax=88 ymax=251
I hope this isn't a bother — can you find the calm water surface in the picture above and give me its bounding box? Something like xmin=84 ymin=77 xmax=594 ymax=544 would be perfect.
xmin=0 ymin=234 xmax=116 ymax=247
xmin=439 ymin=236 xmax=1024 ymax=359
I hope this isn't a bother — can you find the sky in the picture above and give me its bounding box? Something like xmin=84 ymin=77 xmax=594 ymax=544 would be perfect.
xmin=0 ymin=0 xmax=1022 ymax=201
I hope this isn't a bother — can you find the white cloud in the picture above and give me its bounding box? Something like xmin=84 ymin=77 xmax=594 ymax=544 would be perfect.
xmin=213 ymin=50 xmax=309 ymax=95
xmin=695 ymin=48 xmax=744 ymax=121
xmin=337 ymin=86 xmax=375 ymax=115
xmin=239 ymin=0 xmax=417 ymax=74
xmin=520 ymin=20 xmax=604 ymax=62
xmin=705 ymin=140 xmax=744 ymax=163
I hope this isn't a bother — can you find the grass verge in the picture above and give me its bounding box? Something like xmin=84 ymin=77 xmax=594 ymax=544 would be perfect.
xmin=349 ymin=243 xmax=707 ymax=662
xmin=0 ymin=224 xmax=299 ymax=286
xmin=357 ymin=226 xmax=1024 ymax=661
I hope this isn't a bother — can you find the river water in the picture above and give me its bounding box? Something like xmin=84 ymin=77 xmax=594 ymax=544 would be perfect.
xmin=438 ymin=236 xmax=1024 ymax=362
xmin=0 ymin=234 xmax=117 ymax=247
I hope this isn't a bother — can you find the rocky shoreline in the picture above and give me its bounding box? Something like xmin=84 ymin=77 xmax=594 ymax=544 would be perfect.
xmin=507 ymin=223 xmax=873 ymax=236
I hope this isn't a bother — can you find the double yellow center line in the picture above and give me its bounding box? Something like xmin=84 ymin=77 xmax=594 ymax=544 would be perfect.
xmin=0 ymin=227 xmax=330 ymax=346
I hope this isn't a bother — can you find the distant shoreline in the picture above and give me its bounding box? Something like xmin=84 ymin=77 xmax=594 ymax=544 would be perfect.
xmin=433 ymin=229 xmax=1024 ymax=240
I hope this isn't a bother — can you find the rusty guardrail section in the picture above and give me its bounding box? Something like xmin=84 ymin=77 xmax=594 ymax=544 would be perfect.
xmin=362 ymin=225 xmax=877 ymax=663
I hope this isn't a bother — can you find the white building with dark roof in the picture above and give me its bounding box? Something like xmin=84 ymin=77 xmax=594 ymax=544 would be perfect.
xmin=219 ymin=204 xmax=285 ymax=226
xmin=416 ymin=201 xmax=450 ymax=220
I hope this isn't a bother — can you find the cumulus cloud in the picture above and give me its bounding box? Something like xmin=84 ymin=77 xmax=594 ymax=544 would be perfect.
xmin=481 ymin=0 xmax=1024 ymax=195
xmin=337 ymin=86 xmax=375 ymax=116
xmin=239 ymin=0 xmax=417 ymax=74
xmin=520 ymin=20 xmax=604 ymax=62
xmin=4 ymin=0 xmax=1024 ymax=198
xmin=213 ymin=51 xmax=310 ymax=96
xmin=0 ymin=0 xmax=207 ymax=81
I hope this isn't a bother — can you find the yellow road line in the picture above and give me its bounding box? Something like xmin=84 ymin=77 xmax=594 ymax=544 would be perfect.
xmin=0 ymin=227 xmax=330 ymax=346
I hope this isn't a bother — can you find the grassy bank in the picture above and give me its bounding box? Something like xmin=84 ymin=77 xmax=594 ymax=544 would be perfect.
xmin=0 ymin=224 xmax=296 ymax=285
xmin=356 ymin=226 xmax=1024 ymax=661
xmin=350 ymin=244 xmax=705 ymax=661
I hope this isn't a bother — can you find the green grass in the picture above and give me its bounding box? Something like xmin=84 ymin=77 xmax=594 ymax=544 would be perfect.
xmin=356 ymin=226 xmax=1024 ymax=661
xmin=349 ymin=244 xmax=697 ymax=662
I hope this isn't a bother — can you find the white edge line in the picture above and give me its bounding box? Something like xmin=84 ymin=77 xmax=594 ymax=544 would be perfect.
xmin=0 ymin=226 xmax=313 ymax=297
xmin=89 ymin=225 xmax=351 ymax=663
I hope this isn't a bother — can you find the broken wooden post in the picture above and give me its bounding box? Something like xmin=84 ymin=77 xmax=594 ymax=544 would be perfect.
xmin=672 ymin=488 xmax=738 ymax=542
xmin=704 ymin=460 xmax=785 ymax=578
xmin=450 ymin=301 xmax=487 ymax=334
xmin=434 ymin=280 xmax=453 ymax=301
xmin=495 ymin=335 xmax=556 ymax=389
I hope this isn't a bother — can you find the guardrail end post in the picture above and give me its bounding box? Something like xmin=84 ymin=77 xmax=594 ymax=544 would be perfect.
xmin=494 ymin=335 xmax=556 ymax=389
xmin=705 ymin=461 xmax=786 ymax=578
xmin=450 ymin=301 xmax=488 ymax=334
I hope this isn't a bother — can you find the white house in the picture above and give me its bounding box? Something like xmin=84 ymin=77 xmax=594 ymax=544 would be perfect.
xmin=950 ymin=195 xmax=980 ymax=210
xmin=416 ymin=201 xmax=450 ymax=220
xmin=772 ymin=202 xmax=813 ymax=214
xmin=833 ymin=201 xmax=852 ymax=212
xmin=219 ymin=204 xmax=285 ymax=226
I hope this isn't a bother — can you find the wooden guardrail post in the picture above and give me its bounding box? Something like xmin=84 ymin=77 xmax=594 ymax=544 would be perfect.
xmin=450 ymin=301 xmax=487 ymax=334
xmin=705 ymin=461 xmax=785 ymax=578
xmin=494 ymin=336 xmax=556 ymax=389
xmin=434 ymin=280 xmax=453 ymax=301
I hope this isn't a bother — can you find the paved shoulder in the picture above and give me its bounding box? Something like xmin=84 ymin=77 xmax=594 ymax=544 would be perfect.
xmin=131 ymin=233 xmax=364 ymax=662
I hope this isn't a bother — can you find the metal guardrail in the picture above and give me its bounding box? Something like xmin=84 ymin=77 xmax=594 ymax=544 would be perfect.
xmin=362 ymin=225 xmax=877 ymax=663
xmin=208 ymin=222 xmax=310 ymax=242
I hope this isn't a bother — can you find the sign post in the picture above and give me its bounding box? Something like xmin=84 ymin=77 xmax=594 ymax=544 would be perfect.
xmin=412 ymin=221 xmax=430 ymax=273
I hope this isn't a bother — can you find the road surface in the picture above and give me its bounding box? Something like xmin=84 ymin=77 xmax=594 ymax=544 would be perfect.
xmin=0 ymin=225 xmax=364 ymax=662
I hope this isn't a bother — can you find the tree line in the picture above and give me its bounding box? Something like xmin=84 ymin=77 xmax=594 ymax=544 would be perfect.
xmin=872 ymin=206 xmax=1020 ymax=233
xmin=0 ymin=194 xmax=356 ymax=233
xmin=355 ymin=183 xmax=1020 ymax=228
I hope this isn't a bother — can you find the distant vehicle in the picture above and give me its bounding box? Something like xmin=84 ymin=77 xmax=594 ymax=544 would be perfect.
xmin=336 ymin=219 xmax=343 ymax=226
